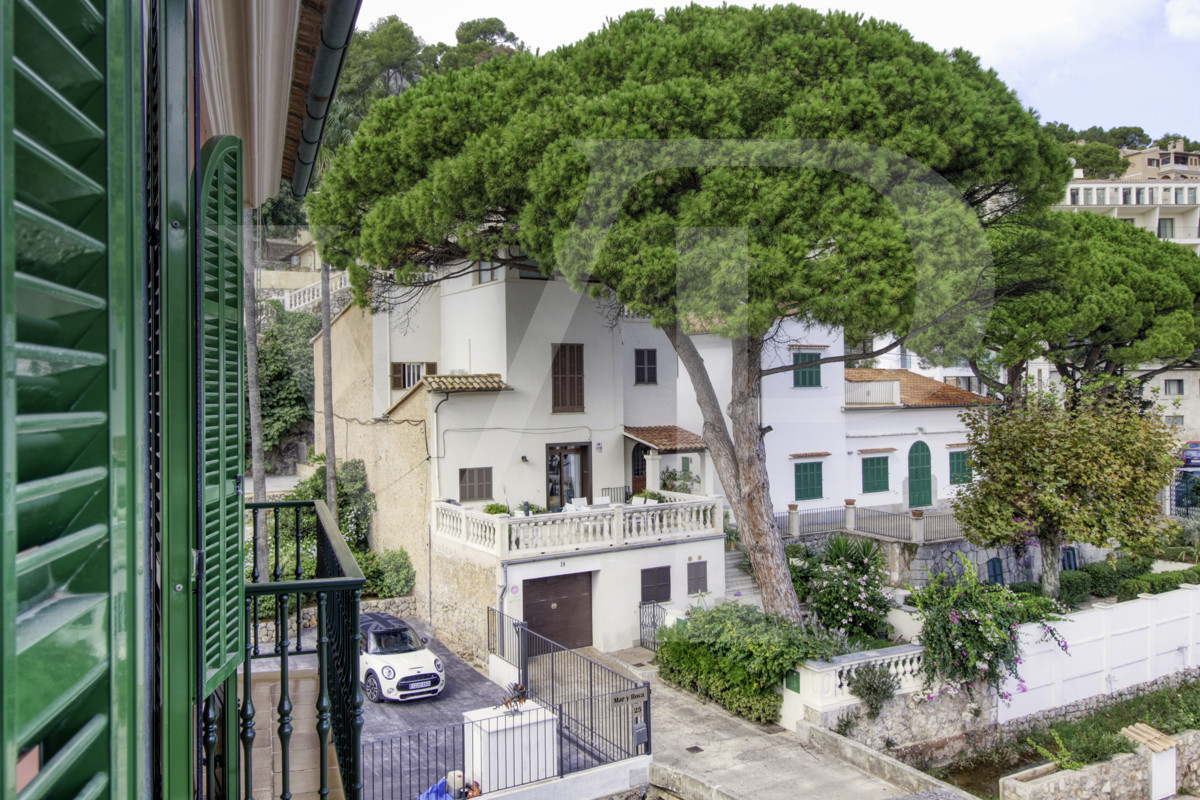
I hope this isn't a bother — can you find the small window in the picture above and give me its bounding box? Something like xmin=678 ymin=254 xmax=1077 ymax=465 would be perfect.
xmin=1122 ymin=188 xmax=1132 ymax=204
xmin=687 ymin=561 xmax=708 ymax=594
xmin=475 ymin=261 xmax=500 ymax=284
xmin=681 ymin=456 xmax=691 ymax=474
xmin=1167 ymin=415 xmax=1185 ymax=428
xmin=634 ymin=348 xmax=657 ymax=384
xmin=1083 ymin=188 xmax=1093 ymax=205
xmin=641 ymin=566 xmax=670 ymax=603
xmin=459 ymin=467 xmax=493 ymax=502
xmin=1137 ymin=188 xmax=1146 ymax=205
xmin=950 ymin=451 xmax=972 ymax=485
xmin=794 ymin=462 xmax=822 ymax=501
xmin=1158 ymin=218 xmax=1176 ymax=239
xmin=792 ymin=352 xmax=820 ymax=387
xmin=1165 ymin=379 xmax=1185 ymax=396
xmin=392 ymin=362 xmax=436 ymax=391
xmin=552 ymin=343 xmax=584 ymax=412
xmin=1069 ymin=188 xmax=1079 ymax=205
xmin=861 ymin=457 xmax=889 ymax=493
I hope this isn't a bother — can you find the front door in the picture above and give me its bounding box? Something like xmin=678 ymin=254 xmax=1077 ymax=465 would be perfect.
xmin=908 ymin=440 xmax=932 ymax=508
xmin=547 ymin=443 xmax=591 ymax=511
xmin=523 ymin=572 xmax=593 ymax=649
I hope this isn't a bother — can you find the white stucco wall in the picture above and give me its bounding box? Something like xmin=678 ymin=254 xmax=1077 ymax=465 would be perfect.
xmin=499 ymin=535 xmax=727 ymax=652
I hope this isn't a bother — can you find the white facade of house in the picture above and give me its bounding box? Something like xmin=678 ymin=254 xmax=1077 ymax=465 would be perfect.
xmin=676 ymin=321 xmax=984 ymax=513
xmin=324 ymin=262 xmax=726 ymax=656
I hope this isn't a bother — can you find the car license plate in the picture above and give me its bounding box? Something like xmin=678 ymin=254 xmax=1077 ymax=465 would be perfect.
xmin=408 ymin=680 xmax=432 ymax=689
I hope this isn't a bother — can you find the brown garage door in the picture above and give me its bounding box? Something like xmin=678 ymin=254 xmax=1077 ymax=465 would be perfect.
xmin=523 ymin=572 xmax=592 ymax=649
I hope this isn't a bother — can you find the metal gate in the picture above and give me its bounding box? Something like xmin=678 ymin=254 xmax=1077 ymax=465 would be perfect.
xmin=639 ymin=601 xmax=667 ymax=652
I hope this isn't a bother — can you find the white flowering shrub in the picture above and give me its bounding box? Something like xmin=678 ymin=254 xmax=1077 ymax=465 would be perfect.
xmin=810 ymin=557 xmax=893 ymax=639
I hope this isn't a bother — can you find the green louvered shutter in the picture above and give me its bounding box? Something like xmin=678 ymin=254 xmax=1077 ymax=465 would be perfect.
xmin=197 ymin=136 xmax=244 ymax=696
xmin=2 ymin=0 xmax=143 ymax=797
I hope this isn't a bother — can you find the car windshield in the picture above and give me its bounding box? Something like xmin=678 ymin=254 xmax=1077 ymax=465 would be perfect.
xmin=371 ymin=628 xmax=420 ymax=655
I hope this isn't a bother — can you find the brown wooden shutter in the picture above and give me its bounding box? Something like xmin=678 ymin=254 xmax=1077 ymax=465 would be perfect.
xmin=641 ymin=566 xmax=670 ymax=603
xmin=687 ymin=561 xmax=708 ymax=594
xmin=552 ymin=344 xmax=584 ymax=412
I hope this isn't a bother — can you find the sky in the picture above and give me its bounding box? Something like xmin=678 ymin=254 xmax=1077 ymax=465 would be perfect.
xmin=353 ymin=0 xmax=1200 ymax=142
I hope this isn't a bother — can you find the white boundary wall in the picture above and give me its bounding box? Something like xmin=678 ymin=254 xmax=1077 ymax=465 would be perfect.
xmin=998 ymin=583 xmax=1200 ymax=723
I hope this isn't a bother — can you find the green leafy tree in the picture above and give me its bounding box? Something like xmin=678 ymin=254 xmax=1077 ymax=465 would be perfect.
xmin=423 ymin=18 xmax=521 ymax=73
xmin=1154 ymin=133 xmax=1200 ymax=152
xmin=1062 ymin=141 xmax=1128 ymax=178
xmin=338 ymin=16 xmax=425 ymax=118
xmin=259 ymin=180 xmax=308 ymax=239
xmin=966 ymin=213 xmax=1200 ymax=400
xmin=954 ymin=383 xmax=1179 ymax=599
xmin=309 ymin=5 xmax=1068 ymax=622
xmin=1045 ymin=122 xmax=1150 ymax=149
xmin=255 ymin=301 xmax=321 ymax=463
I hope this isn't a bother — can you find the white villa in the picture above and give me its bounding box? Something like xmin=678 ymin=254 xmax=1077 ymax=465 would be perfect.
xmin=313 ymin=262 xmax=990 ymax=658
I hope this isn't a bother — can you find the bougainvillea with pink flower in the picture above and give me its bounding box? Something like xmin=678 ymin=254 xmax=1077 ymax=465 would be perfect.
xmin=810 ymin=557 xmax=893 ymax=639
xmin=909 ymin=554 xmax=1066 ymax=700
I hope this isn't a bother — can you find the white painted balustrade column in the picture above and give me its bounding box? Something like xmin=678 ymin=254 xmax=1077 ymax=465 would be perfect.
xmin=911 ymin=510 xmax=925 ymax=544
xmin=844 ymin=499 xmax=856 ymax=531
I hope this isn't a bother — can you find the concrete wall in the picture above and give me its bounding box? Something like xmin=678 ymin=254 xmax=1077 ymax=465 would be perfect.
xmin=998 ymin=584 xmax=1200 ymax=723
xmin=255 ymin=268 xmax=322 ymax=290
xmin=501 ymin=535 xmax=726 ymax=652
xmin=372 ymin=287 xmax=441 ymax=417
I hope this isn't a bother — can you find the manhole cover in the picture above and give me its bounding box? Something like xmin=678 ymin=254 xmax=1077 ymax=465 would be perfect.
xmin=760 ymin=724 xmax=786 ymax=734
xmin=685 ymin=746 xmax=703 ymax=754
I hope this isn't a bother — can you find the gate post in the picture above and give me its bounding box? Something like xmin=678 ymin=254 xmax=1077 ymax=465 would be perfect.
xmin=516 ymin=620 xmax=530 ymax=688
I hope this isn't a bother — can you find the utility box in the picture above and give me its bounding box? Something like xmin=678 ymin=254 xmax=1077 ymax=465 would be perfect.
xmin=1121 ymin=722 xmax=1177 ymax=800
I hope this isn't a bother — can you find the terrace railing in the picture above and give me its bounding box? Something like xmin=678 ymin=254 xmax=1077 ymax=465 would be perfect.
xmin=238 ymin=500 xmax=365 ymax=800
xmin=434 ymin=494 xmax=723 ymax=557
xmin=854 ymin=507 xmax=913 ymax=541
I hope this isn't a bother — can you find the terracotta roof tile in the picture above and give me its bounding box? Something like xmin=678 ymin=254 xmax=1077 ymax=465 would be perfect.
xmin=789 ymin=451 xmax=832 ymax=458
xmin=946 ymin=442 xmax=970 ymax=448
xmin=844 ymin=369 xmax=996 ymax=408
xmin=857 ymin=447 xmax=897 ymax=453
xmin=624 ymin=425 xmax=707 ymax=453
xmin=423 ymin=374 xmax=511 ymax=393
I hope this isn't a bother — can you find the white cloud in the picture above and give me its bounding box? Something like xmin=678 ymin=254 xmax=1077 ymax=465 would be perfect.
xmin=1166 ymin=0 xmax=1200 ymax=38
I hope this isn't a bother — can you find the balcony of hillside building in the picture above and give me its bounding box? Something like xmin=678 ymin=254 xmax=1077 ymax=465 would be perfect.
xmin=433 ymin=491 xmax=724 ymax=558
xmin=199 ymin=500 xmax=365 ymax=800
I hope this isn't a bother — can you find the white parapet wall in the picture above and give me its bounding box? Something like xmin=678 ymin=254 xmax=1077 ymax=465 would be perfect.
xmin=998 ymin=583 xmax=1200 ymax=723
xmin=782 ymin=584 xmax=1200 ymax=745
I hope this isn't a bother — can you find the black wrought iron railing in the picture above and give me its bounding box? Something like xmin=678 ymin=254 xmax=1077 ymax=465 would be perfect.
xmin=853 ymin=507 xmax=912 ymax=541
xmin=241 ymin=500 xmax=365 ymax=800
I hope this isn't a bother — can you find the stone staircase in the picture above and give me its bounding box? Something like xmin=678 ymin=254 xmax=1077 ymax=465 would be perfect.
xmin=725 ymin=550 xmax=763 ymax=608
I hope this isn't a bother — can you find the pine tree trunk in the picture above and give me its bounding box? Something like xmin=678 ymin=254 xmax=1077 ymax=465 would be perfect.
xmin=665 ymin=325 xmax=804 ymax=623
xmin=320 ymin=260 xmax=338 ymax=519
xmin=1040 ymin=530 xmax=1062 ymax=599
xmin=244 ymin=209 xmax=268 ymax=569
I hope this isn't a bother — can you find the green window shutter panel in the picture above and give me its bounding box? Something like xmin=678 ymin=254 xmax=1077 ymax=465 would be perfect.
xmin=3 ymin=1 xmax=144 ymax=797
xmin=862 ymin=457 xmax=889 ymax=493
xmin=794 ymin=462 xmax=822 ymax=501
xmin=793 ymin=352 xmax=820 ymax=387
xmin=197 ymin=136 xmax=245 ymax=696
xmin=949 ymin=451 xmax=972 ymax=485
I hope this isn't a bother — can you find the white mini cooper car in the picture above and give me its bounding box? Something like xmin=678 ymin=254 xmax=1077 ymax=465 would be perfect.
xmin=358 ymin=612 xmax=446 ymax=702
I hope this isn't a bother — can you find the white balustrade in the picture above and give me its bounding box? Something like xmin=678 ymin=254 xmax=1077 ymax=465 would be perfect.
xmin=431 ymin=496 xmax=722 ymax=556
xmin=281 ymin=272 xmax=350 ymax=312
xmin=792 ymin=644 xmax=926 ymax=714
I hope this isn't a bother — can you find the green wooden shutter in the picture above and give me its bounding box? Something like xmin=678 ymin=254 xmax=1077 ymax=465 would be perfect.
xmin=197 ymin=136 xmax=244 ymax=696
xmin=862 ymin=457 xmax=889 ymax=493
xmin=793 ymin=352 xmax=820 ymax=387
xmin=794 ymin=462 xmax=822 ymax=500
xmin=949 ymin=450 xmax=972 ymax=485
xmin=908 ymin=441 xmax=932 ymax=507
xmin=2 ymin=0 xmax=144 ymax=797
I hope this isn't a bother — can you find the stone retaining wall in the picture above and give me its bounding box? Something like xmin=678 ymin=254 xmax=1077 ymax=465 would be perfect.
xmin=999 ymin=753 xmax=1147 ymax=800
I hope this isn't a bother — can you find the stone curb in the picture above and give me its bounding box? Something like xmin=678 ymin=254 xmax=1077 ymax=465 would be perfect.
xmin=798 ymin=721 xmax=975 ymax=800
xmin=648 ymin=762 xmax=745 ymax=800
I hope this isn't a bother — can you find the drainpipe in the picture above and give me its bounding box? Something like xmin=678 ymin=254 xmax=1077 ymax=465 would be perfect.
xmin=290 ymin=0 xmax=363 ymax=198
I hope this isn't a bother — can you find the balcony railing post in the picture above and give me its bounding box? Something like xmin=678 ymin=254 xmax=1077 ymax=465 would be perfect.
xmin=316 ymin=591 xmax=331 ymax=798
xmin=497 ymin=513 xmax=511 ymax=558
xmin=844 ymin=499 xmax=856 ymax=532
xmin=349 ymin=587 xmax=364 ymax=799
xmin=241 ymin=597 xmax=257 ymax=800
xmin=277 ymin=592 xmax=293 ymax=800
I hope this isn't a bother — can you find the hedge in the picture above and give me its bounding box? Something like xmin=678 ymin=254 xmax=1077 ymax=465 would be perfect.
xmin=1117 ymin=566 xmax=1200 ymax=601
xmin=1058 ymin=570 xmax=1092 ymax=608
xmin=1082 ymin=557 xmax=1154 ymax=598
xmin=1010 ymin=581 xmax=1042 ymax=596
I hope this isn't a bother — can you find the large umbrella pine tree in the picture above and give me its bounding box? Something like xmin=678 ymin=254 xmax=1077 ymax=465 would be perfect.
xmin=309 ymin=6 xmax=1069 ymax=622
